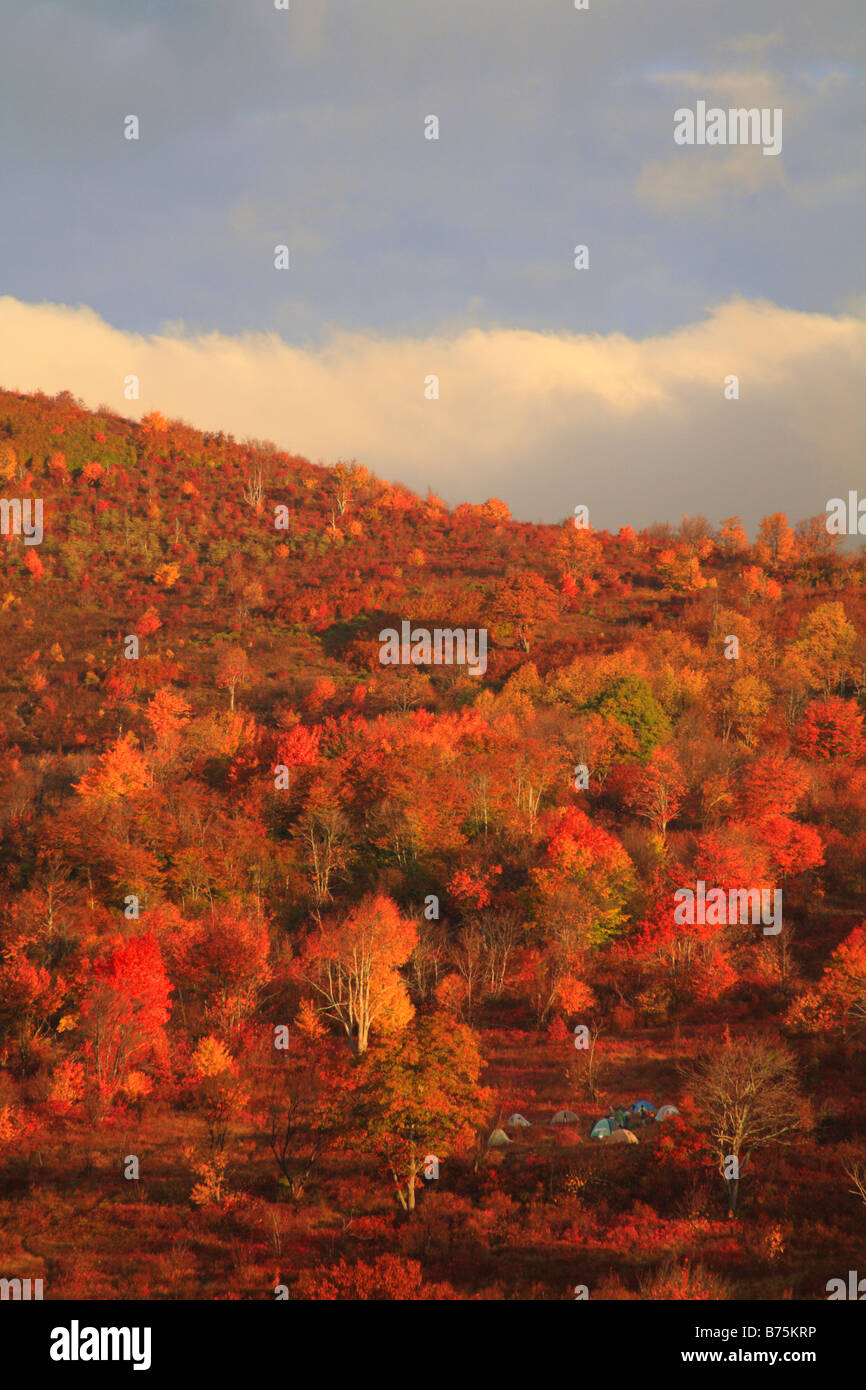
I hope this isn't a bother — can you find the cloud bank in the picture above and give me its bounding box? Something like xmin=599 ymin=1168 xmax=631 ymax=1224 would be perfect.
xmin=0 ymin=295 xmax=863 ymax=533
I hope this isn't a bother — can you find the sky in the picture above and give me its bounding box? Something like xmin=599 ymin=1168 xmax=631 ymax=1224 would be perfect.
xmin=0 ymin=0 xmax=863 ymax=530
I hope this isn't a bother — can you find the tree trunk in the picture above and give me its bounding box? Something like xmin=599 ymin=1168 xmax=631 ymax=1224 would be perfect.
xmin=407 ymin=1139 xmax=416 ymax=1211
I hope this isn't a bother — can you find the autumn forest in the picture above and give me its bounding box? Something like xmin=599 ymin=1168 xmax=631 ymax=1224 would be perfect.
xmin=1 ymin=386 xmax=866 ymax=1304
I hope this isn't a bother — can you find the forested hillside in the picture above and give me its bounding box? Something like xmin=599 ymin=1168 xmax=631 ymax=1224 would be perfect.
xmin=1 ymin=386 xmax=865 ymax=1300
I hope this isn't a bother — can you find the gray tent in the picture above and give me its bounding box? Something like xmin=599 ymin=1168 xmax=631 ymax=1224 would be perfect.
xmin=488 ymin=1128 xmax=512 ymax=1147
xmin=507 ymin=1113 xmax=531 ymax=1128
xmin=655 ymin=1104 xmax=680 ymax=1122
xmin=550 ymin=1109 xmax=579 ymax=1125
xmin=607 ymin=1127 xmax=639 ymax=1144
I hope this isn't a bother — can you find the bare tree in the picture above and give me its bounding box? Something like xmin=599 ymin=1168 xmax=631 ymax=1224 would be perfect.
xmin=408 ymin=916 xmax=447 ymax=1003
xmin=447 ymin=923 xmax=487 ymax=1020
xmin=298 ymin=806 xmax=349 ymax=907
xmin=330 ymin=461 xmax=353 ymax=515
xmin=677 ymin=513 xmax=713 ymax=556
xmin=242 ymin=466 xmax=265 ymax=509
xmin=843 ymin=1156 xmax=866 ymax=1210
xmin=215 ymin=645 xmax=251 ymax=712
xmin=261 ymin=1046 xmax=329 ymax=1201
xmin=511 ymin=768 xmax=549 ymax=833
xmin=477 ymin=908 xmax=525 ymax=998
xmin=568 ymin=1020 xmax=603 ymax=1102
xmin=468 ymin=773 xmax=492 ymax=841
xmin=684 ymin=1033 xmax=800 ymax=1218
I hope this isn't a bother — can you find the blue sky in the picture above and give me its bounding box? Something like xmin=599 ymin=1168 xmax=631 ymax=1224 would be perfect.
xmin=0 ymin=0 xmax=863 ymax=528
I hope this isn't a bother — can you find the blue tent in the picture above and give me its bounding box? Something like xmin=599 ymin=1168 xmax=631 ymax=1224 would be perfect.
xmin=630 ymin=1100 xmax=656 ymax=1114
xmin=590 ymin=1118 xmax=612 ymax=1139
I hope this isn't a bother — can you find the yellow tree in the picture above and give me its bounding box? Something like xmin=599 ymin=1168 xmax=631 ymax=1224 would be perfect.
xmin=720 ymin=675 xmax=771 ymax=746
xmin=300 ymin=895 xmax=417 ymax=1054
xmin=794 ymin=602 xmax=857 ymax=697
xmin=359 ymin=1014 xmax=489 ymax=1211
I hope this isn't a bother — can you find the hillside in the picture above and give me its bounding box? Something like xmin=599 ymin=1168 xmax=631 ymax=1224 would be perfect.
xmin=1 ymin=386 xmax=865 ymax=1301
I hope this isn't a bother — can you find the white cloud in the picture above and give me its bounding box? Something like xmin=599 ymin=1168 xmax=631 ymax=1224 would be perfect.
xmin=0 ymin=294 xmax=863 ymax=532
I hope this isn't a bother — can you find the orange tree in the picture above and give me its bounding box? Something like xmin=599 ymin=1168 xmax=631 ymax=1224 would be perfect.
xmin=79 ymin=932 xmax=173 ymax=1103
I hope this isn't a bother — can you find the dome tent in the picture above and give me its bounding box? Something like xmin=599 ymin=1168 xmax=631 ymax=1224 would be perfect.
xmin=488 ymin=1128 xmax=512 ymax=1147
xmin=508 ymin=1113 xmax=531 ymax=1127
xmin=607 ymin=1127 xmax=639 ymax=1144
xmin=656 ymin=1104 xmax=680 ymax=1122
xmin=590 ymin=1118 xmax=612 ymax=1139
xmin=550 ymin=1109 xmax=579 ymax=1125
xmin=629 ymin=1100 xmax=656 ymax=1115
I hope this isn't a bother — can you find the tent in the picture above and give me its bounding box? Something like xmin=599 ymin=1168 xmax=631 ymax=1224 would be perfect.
xmin=655 ymin=1104 xmax=680 ymax=1122
xmin=590 ymin=1118 xmax=612 ymax=1139
xmin=607 ymin=1127 xmax=639 ymax=1145
xmin=507 ymin=1113 xmax=531 ymax=1128
xmin=488 ymin=1128 xmax=512 ymax=1147
xmin=629 ymin=1100 xmax=656 ymax=1114
xmin=550 ymin=1109 xmax=579 ymax=1125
